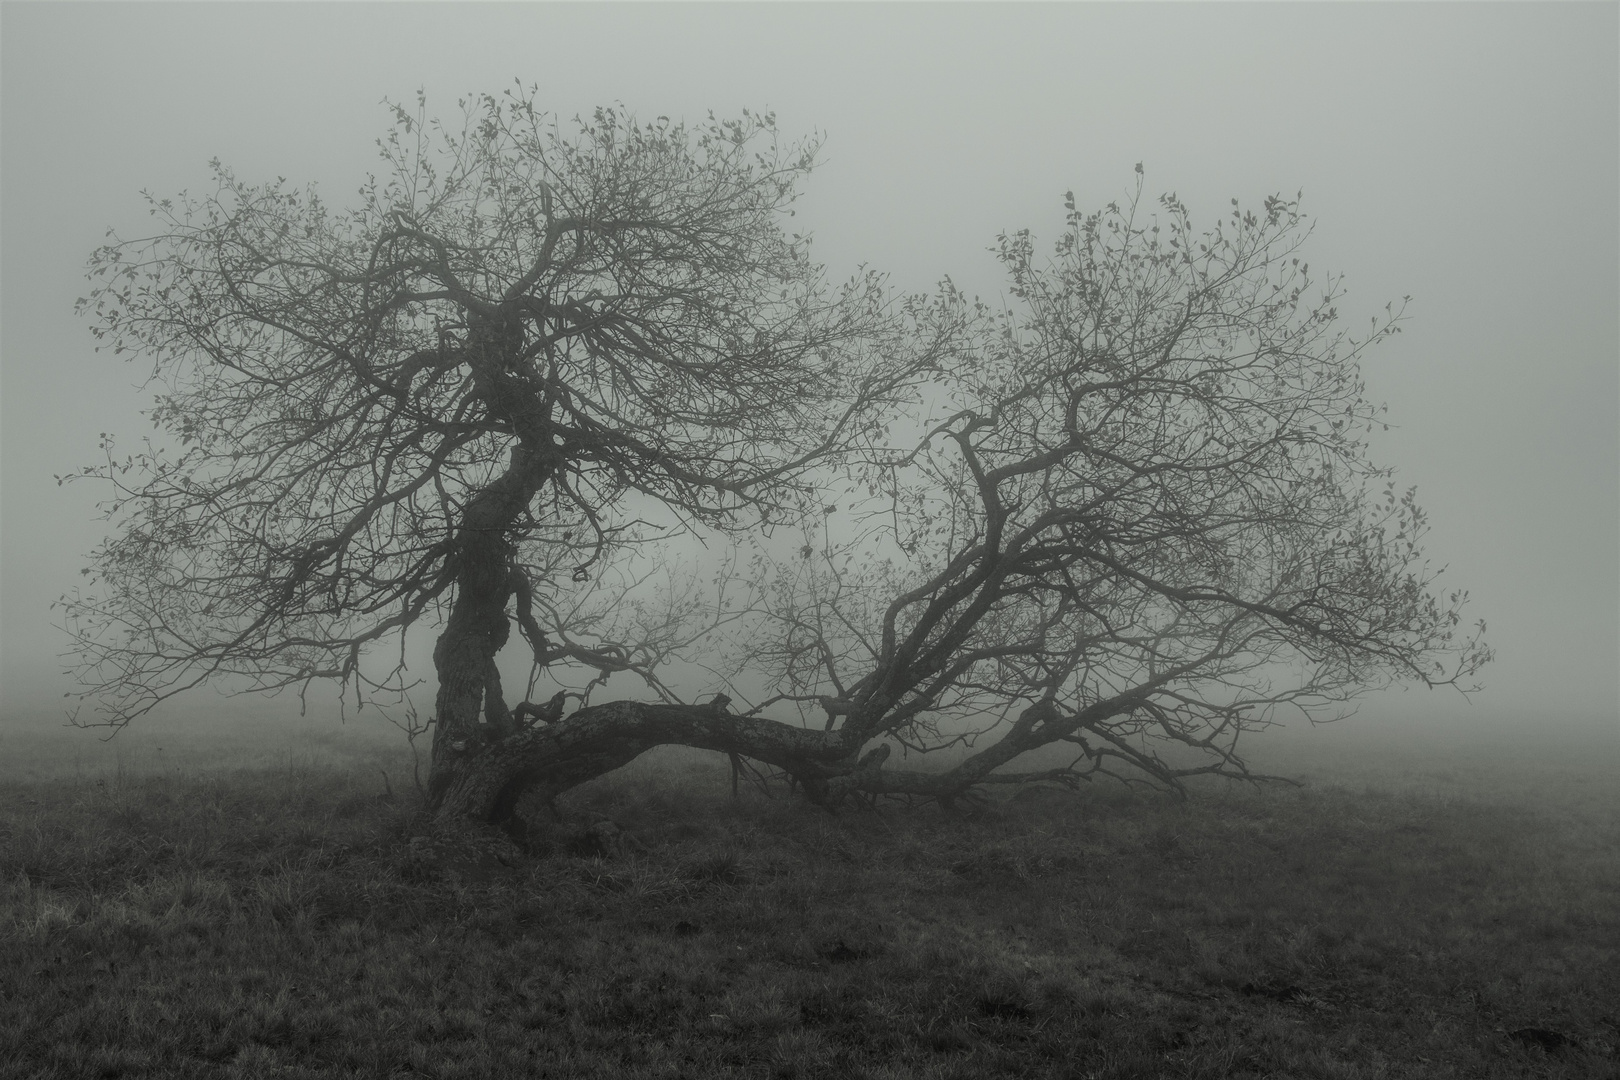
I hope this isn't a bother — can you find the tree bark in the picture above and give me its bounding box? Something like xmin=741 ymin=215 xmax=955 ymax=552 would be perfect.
xmin=422 ymin=696 xmax=1131 ymax=825
xmin=426 ymin=312 xmax=560 ymax=804
xmin=429 ymin=700 xmax=861 ymax=823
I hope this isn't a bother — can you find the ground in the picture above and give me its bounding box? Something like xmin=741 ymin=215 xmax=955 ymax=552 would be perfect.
xmin=1 ymin=716 xmax=1615 ymax=1079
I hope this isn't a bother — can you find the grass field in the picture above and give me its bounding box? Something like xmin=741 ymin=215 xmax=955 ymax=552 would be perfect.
xmin=1 ymin=714 xmax=1616 ymax=1079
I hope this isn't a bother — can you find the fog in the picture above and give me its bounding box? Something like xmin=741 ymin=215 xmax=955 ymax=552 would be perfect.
xmin=2 ymin=4 xmax=1615 ymax=769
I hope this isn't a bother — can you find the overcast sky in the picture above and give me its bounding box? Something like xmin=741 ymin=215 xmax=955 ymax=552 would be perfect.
xmin=2 ymin=3 xmax=1615 ymax=742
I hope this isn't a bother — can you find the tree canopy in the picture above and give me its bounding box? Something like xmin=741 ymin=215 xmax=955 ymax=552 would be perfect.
xmin=62 ymin=89 xmax=1488 ymax=821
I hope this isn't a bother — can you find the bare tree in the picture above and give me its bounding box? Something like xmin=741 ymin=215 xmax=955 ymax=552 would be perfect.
xmin=62 ymin=92 xmax=1486 ymax=825
xmin=731 ymin=176 xmax=1490 ymax=804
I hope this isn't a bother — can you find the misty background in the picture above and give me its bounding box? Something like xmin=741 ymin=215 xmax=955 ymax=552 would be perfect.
xmin=2 ymin=3 xmax=1615 ymax=775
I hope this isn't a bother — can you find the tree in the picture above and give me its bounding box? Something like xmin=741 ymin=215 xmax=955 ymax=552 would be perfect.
xmin=63 ymin=91 xmax=1488 ymax=827
xmin=731 ymin=182 xmax=1492 ymax=804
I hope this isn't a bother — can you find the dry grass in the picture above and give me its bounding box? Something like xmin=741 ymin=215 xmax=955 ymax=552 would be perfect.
xmin=1 ymin=726 xmax=1616 ymax=1079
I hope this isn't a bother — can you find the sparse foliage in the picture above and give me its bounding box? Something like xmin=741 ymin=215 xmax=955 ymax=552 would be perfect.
xmin=62 ymin=91 xmax=1487 ymax=822
xmin=730 ymin=180 xmax=1491 ymax=797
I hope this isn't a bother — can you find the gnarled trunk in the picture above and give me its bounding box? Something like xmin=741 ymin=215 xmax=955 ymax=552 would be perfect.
xmin=426 ymin=463 xmax=540 ymax=804
xmin=422 ymin=692 xmax=1134 ymax=825
xmin=426 ymin=312 xmax=561 ymax=806
xmin=427 ymin=699 xmax=863 ymax=823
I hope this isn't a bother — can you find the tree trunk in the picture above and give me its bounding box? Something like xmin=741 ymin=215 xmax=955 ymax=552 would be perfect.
xmin=427 ymin=699 xmax=863 ymax=823
xmin=426 ymin=482 xmax=530 ymax=808
xmin=424 ymin=314 xmax=565 ymax=805
xmin=425 ymin=688 xmax=1162 ymax=825
xmin=422 ymin=695 xmax=1107 ymax=825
